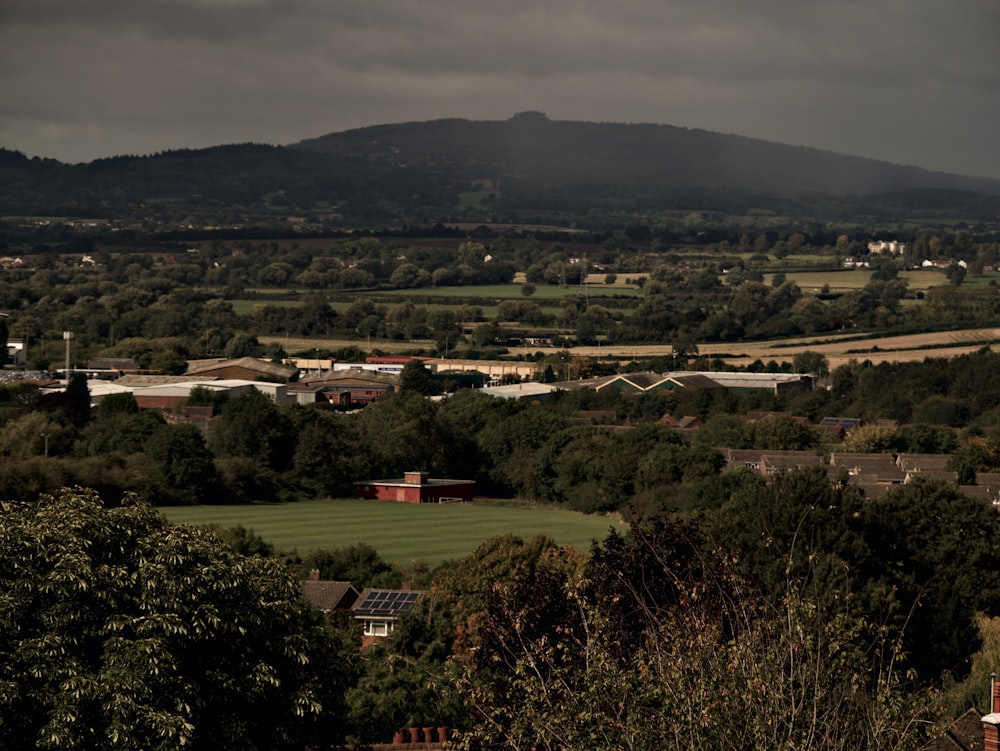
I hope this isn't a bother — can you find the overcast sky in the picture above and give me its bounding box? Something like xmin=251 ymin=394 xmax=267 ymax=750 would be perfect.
xmin=2 ymin=0 xmax=998 ymax=178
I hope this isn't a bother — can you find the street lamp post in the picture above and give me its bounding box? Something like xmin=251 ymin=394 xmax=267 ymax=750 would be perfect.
xmin=63 ymin=330 xmax=73 ymax=379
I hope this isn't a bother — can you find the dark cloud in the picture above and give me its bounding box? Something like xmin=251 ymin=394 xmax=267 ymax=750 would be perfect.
xmin=1 ymin=0 xmax=997 ymax=177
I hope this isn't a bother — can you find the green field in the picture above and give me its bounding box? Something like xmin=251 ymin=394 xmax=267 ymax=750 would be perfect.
xmin=768 ymin=268 xmax=949 ymax=292
xmin=370 ymin=283 xmax=642 ymax=301
xmin=159 ymin=499 xmax=625 ymax=565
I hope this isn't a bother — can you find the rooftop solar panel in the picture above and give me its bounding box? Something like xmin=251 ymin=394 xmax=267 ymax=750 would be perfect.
xmin=353 ymin=589 xmax=422 ymax=617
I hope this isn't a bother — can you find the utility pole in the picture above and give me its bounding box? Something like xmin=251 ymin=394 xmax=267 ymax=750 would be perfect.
xmin=63 ymin=330 xmax=73 ymax=379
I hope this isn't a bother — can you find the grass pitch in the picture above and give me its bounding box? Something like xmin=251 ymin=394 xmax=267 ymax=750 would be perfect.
xmin=159 ymin=498 xmax=624 ymax=566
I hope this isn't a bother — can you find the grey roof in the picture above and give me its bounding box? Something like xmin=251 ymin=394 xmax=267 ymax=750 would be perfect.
xmin=116 ymin=374 xmax=218 ymax=387
xmin=87 ymin=357 xmax=137 ymax=370
xmin=665 ymin=373 xmax=722 ymax=389
xmin=299 ymin=369 xmax=399 ymax=386
xmin=897 ymin=454 xmax=953 ymax=472
xmin=831 ymin=453 xmax=905 ymax=482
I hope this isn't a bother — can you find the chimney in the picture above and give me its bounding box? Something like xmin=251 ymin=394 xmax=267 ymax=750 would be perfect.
xmin=309 ymin=569 xmax=320 ymax=582
xmin=983 ymin=672 xmax=1000 ymax=751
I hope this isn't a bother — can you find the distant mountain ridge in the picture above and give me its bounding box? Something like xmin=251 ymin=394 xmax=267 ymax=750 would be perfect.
xmin=2 ymin=113 xmax=999 ymax=222
xmin=294 ymin=112 xmax=1000 ymax=196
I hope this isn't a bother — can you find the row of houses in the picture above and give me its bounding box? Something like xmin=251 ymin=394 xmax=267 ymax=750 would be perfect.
xmin=723 ymin=448 xmax=1000 ymax=502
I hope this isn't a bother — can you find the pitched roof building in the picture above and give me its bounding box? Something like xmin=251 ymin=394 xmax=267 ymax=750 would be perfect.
xmin=185 ymin=357 xmax=299 ymax=383
xmin=301 ymin=571 xmax=359 ymax=614
xmin=352 ymin=588 xmax=424 ymax=640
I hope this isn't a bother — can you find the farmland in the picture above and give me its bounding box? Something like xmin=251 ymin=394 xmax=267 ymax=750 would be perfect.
xmin=159 ymin=498 xmax=624 ymax=566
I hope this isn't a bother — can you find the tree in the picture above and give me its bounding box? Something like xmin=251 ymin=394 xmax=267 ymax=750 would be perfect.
xmin=144 ymin=423 xmax=220 ymax=505
xmin=946 ymin=262 xmax=966 ymax=286
xmin=399 ymin=360 xmax=441 ymax=396
xmin=0 ymin=411 xmax=74 ymax=458
xmin=793 ymin=350 xmax=830 ymax=378
xmin=289 ymin=407 xmax=363 ymax=498
xmin=457 ymin=515 xmax=937 ymax=751
xmin=295 ymin=543 xmax=398 ymax=590
xmin=0 ymin=488 xmax=357 ymax=750
xmin=347 ymin=597 xmax=465 ymax=743
xmin=389 ymin=263 xmax=431 ymax=289
xmin=355 ymin=392 xmax=445 ymax=478
xmin=208 ymin=391 xmax=295 ymax=472
xmin=746 ymin=414 xmax=822 ymax=450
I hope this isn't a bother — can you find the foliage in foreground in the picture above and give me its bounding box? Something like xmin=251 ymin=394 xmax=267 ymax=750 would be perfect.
xmin=457 ymin=516 xmax=939 ymax=751
xmin=0 ymin=488 xmax=358 ymax=751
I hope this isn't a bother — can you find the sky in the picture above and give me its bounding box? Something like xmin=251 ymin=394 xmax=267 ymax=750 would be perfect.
xmin=2 ymin=0 xmax=999 ymax=179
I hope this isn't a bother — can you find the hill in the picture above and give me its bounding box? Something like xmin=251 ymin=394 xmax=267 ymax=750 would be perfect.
xmin=296 ymin=111 xmax=1000 ymax=197
xmin=3 ymin=114 xmax=1000 ymax=224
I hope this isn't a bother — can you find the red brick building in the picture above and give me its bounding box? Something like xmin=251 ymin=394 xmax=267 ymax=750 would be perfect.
xmin=354 ymin=471 xmax=474 ymax=503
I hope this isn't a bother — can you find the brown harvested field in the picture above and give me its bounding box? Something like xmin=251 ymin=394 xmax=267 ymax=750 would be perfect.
xmin=536 ymin=328 xmax=1000 ymax=370
xmin=270 ymin=328 xmax=1000 ymax=372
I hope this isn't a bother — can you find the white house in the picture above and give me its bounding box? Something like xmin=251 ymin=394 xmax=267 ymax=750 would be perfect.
xmin=867 ymin=240 xmax=905 ymax=255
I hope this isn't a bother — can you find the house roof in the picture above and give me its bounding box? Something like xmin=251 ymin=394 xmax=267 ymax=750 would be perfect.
xmin=299 ymin=369 xmax=399 ymax=386
xmin=480 ymin=382 xmax=558 ymax=400
xmin=830 ymin=453 xmax=906 ymax=482
xmin=87 ymin=357 xmax=137 ymax=370
xmin=301 ymin=580 xmax=359 ymax=612
xmin=352 ymin=588 xmax=423 ymax=619
xmin=116 ymin=374 xmax=218 ymax=387
xmin=760 ymin=453 xmax=825 ymax=471
xmin=921 ymin=708 xmax=984 ymax=751
xmin=820 ymin=416 xmax=863 ymax=431
xmin=355 ymin=476 xmax=475 ymax=489
xmin=664 ymin=373 xmax=722 ymax=389
xmin=898 ymin=454 xmax=953 ymax=472
xmin=699 ymin=372 xmax=808 ymax=391
xmin=185 ymin=357 xmax=298 ymax=381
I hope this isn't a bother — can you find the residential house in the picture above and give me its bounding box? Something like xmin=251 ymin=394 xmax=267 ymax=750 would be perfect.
xmin=829 ymin=452 xmax=905 ymax=484
xmin=962 ymin=472 xmax=1000 ymax=505
xmin=868 ymin=240 xmax=905 ymax=255
xmin=352 ymin=588 xmax=424 ymax=640
xmin=301 ymin=570 xmax=359 ymax=615
xmin=721 ymin=449 xmax=823 ymax=477
xmin=759 ymin=451 xmax=825 ymax=476
xmin=921 ymin=676 xmax=1000 ymax=750
xmin=660 ymin=414 xmax=703 ymax=430
xmin=897 ymin=454 xmax=953 ymax=473
xmin=818 ymin=416 xmax=863 ymax=441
